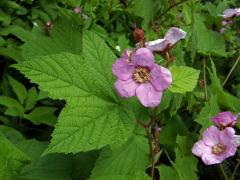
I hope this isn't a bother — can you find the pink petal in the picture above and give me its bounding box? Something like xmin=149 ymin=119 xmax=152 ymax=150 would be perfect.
xmin=136 ymin=83 xmax=162 ymax=107
xmin=112 ymin=58 xmax=135 ymax=80
xmin=211 ymin=111 xmax=238 ymax=127
xmin=234 ymin=135 xmax=240 ymax=147
xmin=192 ymin=140 xmax=211 ymax=157
xmin=114 ymin=79 xmax=138 ymax=98
xmin=131 ymin=48 xmax=154 ymax=68
xmin=202 ymin=153 xmax=224 ymax=165
xmin=164 ymin=27 xmax=186 ymax=45
xmin=121 ymin=49 xmax=132 ymax=59
xmin=150 ymin=64 xmax=172 ymax=91
xmin=219 ymin=127 xmax=235 ymax=146
xmin=202 ymin=126 xmax=219 ymax=146
xmin=221 ymin=8 xmax=240 ymax=19
xmin=145 ymin=39 xmax=171 ymax=52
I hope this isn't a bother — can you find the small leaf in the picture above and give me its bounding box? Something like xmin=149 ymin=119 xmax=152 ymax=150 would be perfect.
xmin=8 ymin=76 xmax=28 ymax=105
xmin=17 ymin=139 xmax=75 ymax=180
xmin=89 ymin=172 xmax=151 ymax=180
xmin=208 ymin=60 xmax=240 ymax=112
xmin=0 ymin=96 xmax=25 ymax=117
xmin=90 ymin=135 xmax=150 ymax=177
xmin=169 ymin=66 xmax=200 ymax=94
xmin=0 ymin=134 xmax=30 ymax=179
xmin=24 ymin=87 xmax=39 ymax=111
xmin=195 ymin=95 xmax=219 ymax=132
xmin=0 ymin=125 xmax=25 ymax=144
xmin=24 ymin=107 xmax=57 ymax=126
xmin=157 ymin=165 xmax=178 ymax=180
xmin=174 ymin=136 xmax=198 ymax=180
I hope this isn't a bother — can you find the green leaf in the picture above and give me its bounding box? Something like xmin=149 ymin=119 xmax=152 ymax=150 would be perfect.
xmin=157 ymin=165 xmax=178 ymax=180
xmin=169 ymin=66 xmax=199 ymax=94
xmin=24 ymin=87 xmax=39 ymax=111
xmin=2 ymin=25 xmax=30 ymax=42
xmin=24 ymin=107 xmax=57 ymax=126
xmin=208 ymin=60 xmax=240 ymax=112
xmin=15 ymin=31 xmax=135 ymax=154
xmin=159 ymin=116 xmax=188 ymax=150
xmin=21 ymin=17 xmax=82 ymax=59
xmin=90 ymin=135 xmax=150 ymax=178
xmin=0 ymin=134 xmax=30 ymax=179
xmin=195 ymin=95 xmax=219 ymax=132
xmin=89 ymin=172 xmax=151 ymax=180
xmin=17 ymin=140 xmax=74 ymax=180
xmin=8 ymin=76 xmax=28 ymax=105
xmin=127 ymin=0 xmax=155 ymax=28
xmin=0 ymin=47 xmax=24 ymax=62
xmin=0 ymin=96 xmax=25 ymax=117
xmin=193 ymin=14 xmax=227 ymax=56
xmin=174 ymin=136 xmax=198 ymax=180
xmin=0 ymin=125 xmax=25 ymax=144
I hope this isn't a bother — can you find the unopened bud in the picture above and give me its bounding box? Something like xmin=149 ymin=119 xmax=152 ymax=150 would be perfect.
xmin=133 ymin=28 xmax=145 ymax=43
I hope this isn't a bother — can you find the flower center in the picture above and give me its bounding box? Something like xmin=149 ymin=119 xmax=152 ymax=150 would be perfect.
xmin=133 ymin=67 xmax=150 ymax=83
xmin=212 ymin=143 xmax=225 ymax=154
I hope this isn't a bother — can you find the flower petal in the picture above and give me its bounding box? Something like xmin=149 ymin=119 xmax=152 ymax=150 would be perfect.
xmin=234 ymin=135 xmax=240 ymax=147
xmin=114 ymin=79 xmax=138 ymax=98
xmin=136 ymin=83 xmax=162 ymax=107
xmin=219 ymin=127 xmax=235 ymax=146
xmin=202 ymin=126 xmax=219 ymax=146
xmin=145 ymin=39 xmax=171 ymax=52
xmin=211 ymin=111 xmax=238 ymax=127
xmin=192 ymin=140 xmax=211 ymax=157
xmin=201 ymin=153 xmax=224 ymax=165
xmin=164 ymin=27 xmax=186 ymax=45
xmin=112 ymin=58 xmax=135 ymax=80
xmin=121 ymin=49 xmax=132 ymax=59
xmin=131 ymin=48 xmax=154 ymax=68
xmin=150 ymin=64 xmax=172 ymax=91
xmin=221 ymin=8 xmax=240 ymax=19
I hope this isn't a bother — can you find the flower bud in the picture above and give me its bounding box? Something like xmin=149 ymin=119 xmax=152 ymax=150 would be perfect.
xmin=133 ymin=28 xmax=145 ymax=43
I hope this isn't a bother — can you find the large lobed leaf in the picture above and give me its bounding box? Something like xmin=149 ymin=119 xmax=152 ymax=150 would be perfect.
xmin=14 ymin=30 xmax=136 ymax=154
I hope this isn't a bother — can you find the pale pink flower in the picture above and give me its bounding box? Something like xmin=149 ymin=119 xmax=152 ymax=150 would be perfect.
xmin=192 ymin=126 xmax=237 ymax=165
xmin=220 ymin=8 xmax=240 ymax=19
xmin=211 ymin=111 xmax=239 ymax=128
xmin=234 ymin=135 xmax=240 ymax=147
xmin=136 ymin=27 xmax=186 ymax=52
xmin=112 ymin=48 xmax=172 ymax=107
xmin=73 ymin=7 xmax=82 ymax=14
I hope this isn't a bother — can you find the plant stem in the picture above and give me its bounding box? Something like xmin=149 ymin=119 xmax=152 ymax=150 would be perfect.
xmin=223 ymin=56 xmax=240 ymax=86
xmin=220 ymin=163 xmax=229 ymax=180
xmin=230 ymin=159 xmax=240 ymax=180
xmin=158 ymin=0 xmax=187 ymax=19
xmin=203 ymin=58 xmax=208 ymax=101
xmin=151 ymin=108 xmax=158 ymax=179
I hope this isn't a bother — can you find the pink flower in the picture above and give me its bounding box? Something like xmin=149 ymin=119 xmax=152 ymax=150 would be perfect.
xmin=192 ymin=126 xmax=237 ymax=165
xmin=73 ymin=7 xmax=82 ymax=14
xmin=136 ymin=27 xmax=186 ymax=52
xmin=211 ymin=111 xmax=239 ymax=128
xmin=220 ymin=8 xmax=240 ymax=19
xmin=112 ymin=48 xmax=172 ymax=107
xmin=234 ymin=135 xmax=240 ymax=147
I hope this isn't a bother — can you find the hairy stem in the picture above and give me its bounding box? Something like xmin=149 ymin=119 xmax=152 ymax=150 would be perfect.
xmin=158 ymin=0 xmax=187 ymax=19
xmin=220 ymin=163 xmax=229 ymax=180
xmin=223 ymin=56 xmax=240 ymax=86
xmin=203 ymin=58 xmax=208 ymax=101
xmin=230 ymin=159 xmax=240 ymax=180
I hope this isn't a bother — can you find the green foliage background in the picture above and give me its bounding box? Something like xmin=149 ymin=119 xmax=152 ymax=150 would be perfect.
xmin=0 ymin=0 xmax=240 ymax=179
